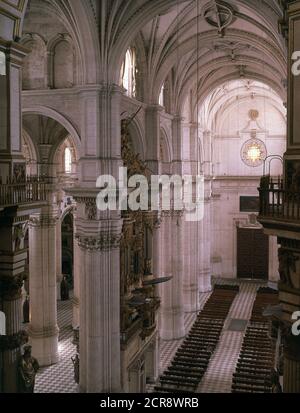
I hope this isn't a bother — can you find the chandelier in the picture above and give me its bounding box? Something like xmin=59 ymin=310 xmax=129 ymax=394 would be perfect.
xmin=241 ymin=137 xmax=267 ymax=167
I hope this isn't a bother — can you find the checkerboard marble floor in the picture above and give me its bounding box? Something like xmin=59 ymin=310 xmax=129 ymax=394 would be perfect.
xmin=197 ymin=282 xmax=261 ymax=393
xmin=35 ymin=296 xmax=79 ymax=393
xmin=34 ymin=279 xmax=267 ymax=393
xmin=158 ymin=291 xmax=211 ymax=375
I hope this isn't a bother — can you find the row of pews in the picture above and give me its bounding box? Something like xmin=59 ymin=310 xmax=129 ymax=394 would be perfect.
xmin=154 ymin=285 xmax=239 ymax=393
xmin=232 ymin=287 xmax=279 ymax=393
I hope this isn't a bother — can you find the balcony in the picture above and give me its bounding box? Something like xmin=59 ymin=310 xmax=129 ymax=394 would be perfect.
xmin=0 ymin=177 xmax=49 ymax=209
xmin=258 ymin=176 xmax=300 ymax=236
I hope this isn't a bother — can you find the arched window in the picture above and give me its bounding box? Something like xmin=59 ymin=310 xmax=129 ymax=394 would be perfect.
xmin=0 ymin=51 xmax=6 ymax=76
xmin=159 ymin=84 xmax=165 ymax=106
xmin=122 ymin=49 xmax=136 ymax=97
xmin=64 ymin=147 xmax=72 ymax=173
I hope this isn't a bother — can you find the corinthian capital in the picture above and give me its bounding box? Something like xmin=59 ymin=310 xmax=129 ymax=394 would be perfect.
xmin=29 ymin=214 xmax=57 ymax=228
xmin=76 ymin=232 xmax=122 ymax=252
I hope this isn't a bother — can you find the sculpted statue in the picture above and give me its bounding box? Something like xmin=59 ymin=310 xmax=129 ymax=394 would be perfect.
xmin=60 ymin=275 xmax=70 ymax=301
xmin=23 ymin=295 xmax=30 ymax=324
xmin=271 ymin=369 xmax=282 ymax=393
xmin=71 ymin=354 xmax=80 ymax=384
xmin=18 ymin=345 xmax=39 ymax=393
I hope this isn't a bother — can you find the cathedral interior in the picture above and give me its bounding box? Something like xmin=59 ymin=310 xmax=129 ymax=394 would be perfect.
xmin=0 ymin=0 xmax=300 ymax=395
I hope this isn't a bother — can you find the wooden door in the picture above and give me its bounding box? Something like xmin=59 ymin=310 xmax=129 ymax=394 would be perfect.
xmin=237 ymin=228 xmax=269 ymax=280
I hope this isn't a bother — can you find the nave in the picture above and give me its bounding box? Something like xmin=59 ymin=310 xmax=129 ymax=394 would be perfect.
xmin=1 ymin=0 xmax=300 ymax=394
xmin=34 ymin=280 xmax=273 ymax=394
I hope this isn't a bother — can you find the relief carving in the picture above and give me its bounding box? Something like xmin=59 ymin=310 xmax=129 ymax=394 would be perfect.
xmin=13 ymin=224 xmax=26 ymax=252
xmin=0 ymin=274 xmax=26 ymax=300
xmin=76 ymin=233 xmax=121 ymax=251
xmin=85 ymin=200 xmax=97 ymax=220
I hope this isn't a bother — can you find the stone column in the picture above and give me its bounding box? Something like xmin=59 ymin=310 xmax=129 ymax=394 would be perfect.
xmin=0 ymin=223 xmax=28 ymax=393
xmin=159 ymin=115 xmax=186 ymax=339
xmin=68 ymin=83 xmax=124 ymax=393
xmin=74 ymin=195 xmax=123 ymax=393
xmin=160 ymin=211 xmax=185 ymax=340
xmin=182 ymin=120 xmax=201 ymax=311
xmin=28 ymin=208 xmax=59 ymax=366
xmin=198 ymin=128 xmax=213 ymax=292
xmin=72 ymin=225 xmax=80 ymax=329
xmin=183 ymin=219 xmax=200 ymax=312
xmin=198 ymin=185 xmax=213 ymax=293
xmin=152 ymin=215 xmax=161 ymax=277
xmin=202 ymin=131 xmax=213 ymax=177
xmin=145 ymin=105 xmax=162 ymax=175
xmin=56 ymin=217 xmax=63 ymax=300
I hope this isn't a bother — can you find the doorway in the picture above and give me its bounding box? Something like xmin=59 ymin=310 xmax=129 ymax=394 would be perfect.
xmin=61 ymin=212 xmax=74 ymax=289
xmin=237 ymin=228 xmax=269 ymax=280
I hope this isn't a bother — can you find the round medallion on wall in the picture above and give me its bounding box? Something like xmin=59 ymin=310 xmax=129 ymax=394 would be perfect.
xmin=241 ymin=138 xmax=267 ymax=167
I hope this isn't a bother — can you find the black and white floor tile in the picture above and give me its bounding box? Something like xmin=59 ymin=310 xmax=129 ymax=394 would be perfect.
xmin=35 ymin=280 xmax=267 ymax=393
xmin=35 ymin=297 xmax=79 ymax=393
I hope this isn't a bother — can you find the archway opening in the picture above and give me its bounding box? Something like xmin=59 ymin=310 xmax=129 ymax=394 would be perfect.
xmin=61 ymin=211 xmax=74 ymax=296
xmin=197 ymin=78 xmax=286 ymax=281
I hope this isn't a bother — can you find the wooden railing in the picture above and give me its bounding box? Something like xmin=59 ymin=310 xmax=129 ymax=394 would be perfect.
xmin=0 ymin=177 xmax=49 ymax=207
xmin=258 ymin=176 xmax=300 ymax=221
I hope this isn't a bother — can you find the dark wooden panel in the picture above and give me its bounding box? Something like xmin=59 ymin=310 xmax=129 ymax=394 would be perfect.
xmin=237 ymin=228 xmax=253 ymax=279
xmin=237 ymin=228 xmax=268 ymax=280
xmin=240 ymin=196 xmax=260 ymax=212
xmin=252 ymin=230 xmax=269 ymax=280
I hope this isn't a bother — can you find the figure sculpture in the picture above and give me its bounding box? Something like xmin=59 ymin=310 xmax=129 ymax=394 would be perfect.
xmin=271 ymin=369 xmax=282 ymax=393
xmin=60 ymin=275 xmax=70 ymax=301
xmin=71 ymin=354 xmax=80 ymax=384
xmin=18 ymin=345 xmax=39 ymax=393
xmin=23 ymin=295 xmax=30 ymax=324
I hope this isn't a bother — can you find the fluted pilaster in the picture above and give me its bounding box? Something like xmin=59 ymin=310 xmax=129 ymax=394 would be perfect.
xmin=76 ymin=224 xmax=123 ymax=392
xmin=160 ymin=210 xmax=185 ymax=340
xmin=183 ymin=219 xmax=200 ymax=312
xmin=198 ymin=196 xmax=212 ymax=293
xmin=28 ymin=211 xmax=59 ymax=366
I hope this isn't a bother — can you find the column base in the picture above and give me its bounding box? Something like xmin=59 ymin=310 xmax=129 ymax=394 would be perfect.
xmin=199 ymin=270 xmax=212 ymax=293
xmin=183 ymin=286 xmax=200 ymax=313
xmin=28 ymin=326 xmax=59 ymax=366
xmin=56 ymin=273 xmax=63 ymax=301
xmin=72 ymin=296 xmax=80 ymax=329
xmin=160 ymin=310 xmax=186 ymax=340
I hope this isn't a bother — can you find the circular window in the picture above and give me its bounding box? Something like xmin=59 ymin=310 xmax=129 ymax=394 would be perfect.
xmin=241 ymin=138 xmax=267 ymax=167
